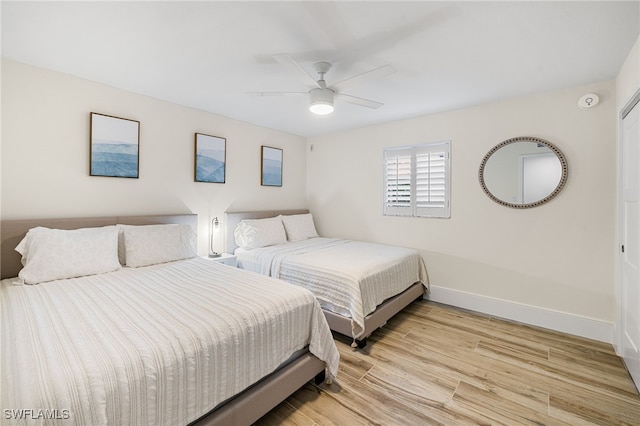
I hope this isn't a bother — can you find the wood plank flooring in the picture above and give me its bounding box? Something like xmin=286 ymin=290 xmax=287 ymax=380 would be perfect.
xmin=255 ymin=300 xmax=640 ymax=426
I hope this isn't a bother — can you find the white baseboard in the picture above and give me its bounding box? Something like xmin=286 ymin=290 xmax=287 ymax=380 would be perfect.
xmin=426 ymin=285 xmax=614 ymax=344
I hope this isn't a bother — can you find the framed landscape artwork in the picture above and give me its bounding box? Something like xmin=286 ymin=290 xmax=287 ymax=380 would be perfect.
xmin=90 ymin=112 xmax=140 ymax=178
xmin=195 ymin=133 xmax=226 ymax=183
xmin=261 ymin=146 xmax=283 ymax=187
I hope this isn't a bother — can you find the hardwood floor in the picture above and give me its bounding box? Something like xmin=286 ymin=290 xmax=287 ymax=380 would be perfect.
xmin=256 ymin=300 xmax=640 ymax=426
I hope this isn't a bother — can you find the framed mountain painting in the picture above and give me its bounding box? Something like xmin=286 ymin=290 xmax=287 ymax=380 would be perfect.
xmin=195 ymin=133 xmax=226 ymax=183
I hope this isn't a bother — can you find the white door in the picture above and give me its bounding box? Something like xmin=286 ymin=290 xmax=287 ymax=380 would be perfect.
xmin=620 ymin=92 xmax=640 ymax=390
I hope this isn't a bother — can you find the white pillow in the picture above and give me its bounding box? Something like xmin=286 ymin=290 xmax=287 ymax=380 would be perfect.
xmin=281 ymin=213 xmax=319 ymax=242
xmin=15 ymin=226 xmax=49 ymax=266
xmin=121 ymin=224 xmax=197 ymax=267
xmin=16 ymin=226 xmax=121 ymax=284
xmin=234 ymin=217 xmax=287 ymax=249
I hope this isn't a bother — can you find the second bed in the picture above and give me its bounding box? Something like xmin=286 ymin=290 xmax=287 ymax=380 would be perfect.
xmin=225 ymin=210 xmax=428 ymax=347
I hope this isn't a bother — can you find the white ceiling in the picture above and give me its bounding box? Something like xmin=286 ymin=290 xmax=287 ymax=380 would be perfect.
xmin=2 ymin=1 xmax=639 ymax=137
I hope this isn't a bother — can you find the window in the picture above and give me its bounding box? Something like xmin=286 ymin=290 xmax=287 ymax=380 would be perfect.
xmin=383 ymin=141 xmax=450 ymax=218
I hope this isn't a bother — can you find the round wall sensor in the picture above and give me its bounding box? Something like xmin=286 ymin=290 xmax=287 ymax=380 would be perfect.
xmin=578 ymin=93 xmax=600 ymax=110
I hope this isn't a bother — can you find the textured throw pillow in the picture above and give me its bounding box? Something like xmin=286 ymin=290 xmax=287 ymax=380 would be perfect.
xmin=16 ymin=226 xmax=121 ymax=284
xmin=234 ymin=216 xmax=287 ymax=249
xmin=281 ymin=213 xmax=319 ymax=242
xmin=121 ymin=224 xmax=197 ymax=267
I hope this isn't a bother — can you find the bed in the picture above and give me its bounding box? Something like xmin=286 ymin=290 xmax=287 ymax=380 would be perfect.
xmin=224 ymin=210 xmax=428 ymax=348
xmin=0 ymin=214 xmax=339 ymax=426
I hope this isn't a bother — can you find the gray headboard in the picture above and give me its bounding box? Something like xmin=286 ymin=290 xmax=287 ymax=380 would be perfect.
xmin=0 ymin=214 xmax=197 ymax=279
xmin=224 ymin=209 xmax=309 ymax=254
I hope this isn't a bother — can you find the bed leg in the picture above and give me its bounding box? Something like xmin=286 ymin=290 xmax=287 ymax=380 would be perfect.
xmin=314 ymin=370 xmax=326 ymax=385
xmin=350 ymin=337 xmax=367 ymax=349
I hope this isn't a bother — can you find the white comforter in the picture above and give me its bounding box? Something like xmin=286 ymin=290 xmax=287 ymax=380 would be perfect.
xmin=236 ymin=238 xmax=428 ymax=339
xmin=1 ymin=257 xmax=339 ymax=426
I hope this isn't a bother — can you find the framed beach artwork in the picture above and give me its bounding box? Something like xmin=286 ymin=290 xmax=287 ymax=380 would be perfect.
xmin=90 ymin=112 xmax=140 ymax=178
xmin=261 ymin=146 xmax=283 ymax=187
xmin=195 ymin=133 xmax=226 ymax=183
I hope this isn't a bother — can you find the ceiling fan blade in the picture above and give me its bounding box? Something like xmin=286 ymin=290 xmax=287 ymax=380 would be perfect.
xmin=331 ymin=64 xmax=396 ymax=92
xmin=273 ymin=53 xmax=320 ymax=88
xmin=336 ymin=93 xmax=383 ymax=109
xmin=247 ymin=91 xmax=307 ymax=97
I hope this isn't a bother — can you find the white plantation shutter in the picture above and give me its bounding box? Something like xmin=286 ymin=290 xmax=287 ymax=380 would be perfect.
xmin=415 ymin=144 xmax=449 ymax=217
xmin=383 ymin=141 xmax=450 ymax=218
xmin=384 ymin=148 xmax=413 ymax=216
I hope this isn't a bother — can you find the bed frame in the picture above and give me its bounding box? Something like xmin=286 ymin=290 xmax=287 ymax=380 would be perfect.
xmin=1 ymin=214 xmax=326 ymax=425
xmin=224 ymin=209 xmax=425 ymax=348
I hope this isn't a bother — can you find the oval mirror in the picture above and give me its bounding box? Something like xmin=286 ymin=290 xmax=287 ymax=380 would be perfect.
xmin=479 ymin=136 xmax=568 ymax=208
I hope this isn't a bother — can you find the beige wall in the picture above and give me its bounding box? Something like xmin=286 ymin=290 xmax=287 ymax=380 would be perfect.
xmin=1 ymin=60 xmax=308 ymax=254
xmin=307 ymin=80 xmax=617 ymax=323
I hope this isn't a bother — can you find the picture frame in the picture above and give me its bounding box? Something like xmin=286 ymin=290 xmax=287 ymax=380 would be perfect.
xmin=90 ymin=112 xmax=140 ymax=178
xmin=261 ymin=146 xmax=283 ymax=187
xmin=195 ymin=133 xmax=226 ymax=183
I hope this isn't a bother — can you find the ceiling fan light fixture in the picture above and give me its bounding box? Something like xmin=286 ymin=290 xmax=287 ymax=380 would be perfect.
xmin=310 ymin=101 xmax=334 ymax=115
xmin=309 ymin=88 xmax=334 ymax=115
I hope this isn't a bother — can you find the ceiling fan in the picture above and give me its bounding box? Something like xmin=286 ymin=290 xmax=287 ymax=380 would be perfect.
xmin=251 ymin=53 xmax=396 ymax=115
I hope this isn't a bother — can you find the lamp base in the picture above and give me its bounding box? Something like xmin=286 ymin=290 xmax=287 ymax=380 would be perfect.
xmin=208 ymin=252 xmax=221 ymax=258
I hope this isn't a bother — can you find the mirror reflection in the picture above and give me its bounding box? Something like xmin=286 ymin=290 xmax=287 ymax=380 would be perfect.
xmin=479 ymin=137 xmax=568 ymax=208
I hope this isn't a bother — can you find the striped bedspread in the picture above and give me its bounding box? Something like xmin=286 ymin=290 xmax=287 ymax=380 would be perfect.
xmin=236 ymin=238 xmax=428 ymax=339
xmin=1 ymin=257 xmax=339 ymax=425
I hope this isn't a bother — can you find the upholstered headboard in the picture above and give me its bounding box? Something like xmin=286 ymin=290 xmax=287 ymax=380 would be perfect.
xmin=224 ymin=209 xmax=309 ymax=254
xmin=0 ymin=214 xmax=198 ymax=279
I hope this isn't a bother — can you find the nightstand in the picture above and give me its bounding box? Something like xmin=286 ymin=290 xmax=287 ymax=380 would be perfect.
xmin=202 ymin=253 xmax=237 ymax=267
